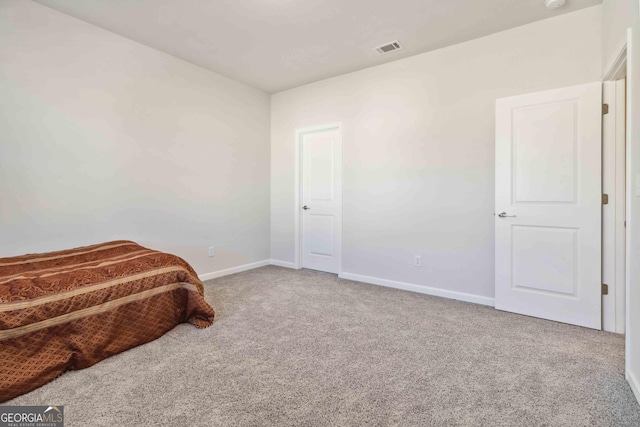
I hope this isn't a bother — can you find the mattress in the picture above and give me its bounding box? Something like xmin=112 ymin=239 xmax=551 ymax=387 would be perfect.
xmin=0 ymin=240 xmax=215 ymax=402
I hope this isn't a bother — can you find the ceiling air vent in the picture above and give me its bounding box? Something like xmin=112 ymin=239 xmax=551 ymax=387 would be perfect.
xmin=375 ymin=41 xmax=403 ymax=55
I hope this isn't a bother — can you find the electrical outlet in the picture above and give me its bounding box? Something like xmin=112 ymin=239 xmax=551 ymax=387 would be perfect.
xmin=208 ymin=246 xmax=215 ymax=257
xmin=414 ymin=255 xmax=422 ymax=267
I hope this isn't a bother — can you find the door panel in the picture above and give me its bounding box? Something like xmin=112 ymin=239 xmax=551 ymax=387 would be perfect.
xmin=301 ymin=127 xmax=341 ymax=273
xmin=309 ymin=215 xmax=334 ymax=256
xmin=308 ymin=139 xmax=334 ymax=200
xmin=512 ymin=102 xmax=578 ymax=203
xmin=511 ymin=225 xmax=577 ymax=296
xmin=495 ymin=82 xmax=602 ymax=329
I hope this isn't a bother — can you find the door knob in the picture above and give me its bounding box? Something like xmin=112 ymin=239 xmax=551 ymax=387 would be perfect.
xmin=497 ymin=212 xmax=516 ymax=218
xmin=302 ymin=206 xmax=311 ymax=210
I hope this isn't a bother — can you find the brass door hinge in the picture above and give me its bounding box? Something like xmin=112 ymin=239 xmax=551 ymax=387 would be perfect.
xmin=602 ymin=284 xmax=609 ymax=295
xmin=602 ymin=194 xmax=609 ymax=205
xmin=603 ymin=104 xmax=609 ymax=115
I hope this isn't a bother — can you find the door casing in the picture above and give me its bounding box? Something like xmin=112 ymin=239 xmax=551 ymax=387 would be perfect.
xmin=602 ymin=78 xmax=627 ymax=334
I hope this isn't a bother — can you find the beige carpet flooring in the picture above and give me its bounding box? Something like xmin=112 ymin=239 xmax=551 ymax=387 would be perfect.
xmin=4 ymin=266 xmax=640 ymax=426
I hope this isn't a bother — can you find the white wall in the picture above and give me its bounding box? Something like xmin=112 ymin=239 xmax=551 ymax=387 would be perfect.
xmin=622 ymin=0 xmax=640 ymax=404
xmin=602 ymin=0 xmax=634 ymax=74
xmin=0 ymin=0 xmax=271 ymax=275
xmin=271 ymin=6 xmax=602 ymax=300
xmin=630 ymin=15 xmax=640 ymax=399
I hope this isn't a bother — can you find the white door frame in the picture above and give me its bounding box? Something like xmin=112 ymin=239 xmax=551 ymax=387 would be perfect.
xmin=602 ymin=76 xmax=627 ymax=334
xmin=602 ymin=39 xmax=629 ymax=346
xmin=603 ymin=43 xmax=627 ymax=82
xmin=294 ymin=123 xmax=343 ymax=272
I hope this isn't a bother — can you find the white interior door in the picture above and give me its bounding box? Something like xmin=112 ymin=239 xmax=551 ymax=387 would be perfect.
xmin=495 ymin=82 xmax=602 ymax=329
xmin=300 ymin=126 xmax=342 ymax=274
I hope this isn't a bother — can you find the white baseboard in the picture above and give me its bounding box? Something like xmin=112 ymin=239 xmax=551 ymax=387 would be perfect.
xmin=198 ymin=260 xmax=271 ymax=281
xmin=628 ymin=370 xmax=640 ymax=405
xmin=270 ymin=259 xmax=298 ymax=269
xmin=338 ymin=272 xmax=495 ymax=307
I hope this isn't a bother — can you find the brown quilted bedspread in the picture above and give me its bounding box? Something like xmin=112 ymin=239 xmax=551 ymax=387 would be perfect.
xmin=0 ymin=240 xmax=215 ymax=402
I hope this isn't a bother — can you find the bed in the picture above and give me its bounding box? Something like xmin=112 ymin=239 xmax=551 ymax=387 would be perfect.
xmin=0 ymin=240 xmax=215 ymax=402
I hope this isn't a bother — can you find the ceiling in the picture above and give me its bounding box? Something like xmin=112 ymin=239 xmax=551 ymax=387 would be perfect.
xmin=34 ymin=0 xmax=602 ymax=93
